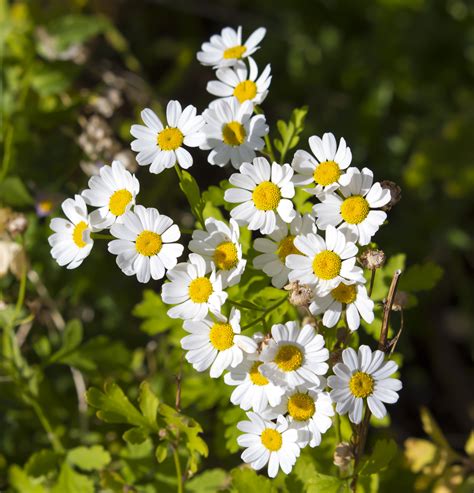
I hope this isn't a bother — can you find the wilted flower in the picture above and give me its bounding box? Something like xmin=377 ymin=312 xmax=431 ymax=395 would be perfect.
xmin=359 ymin=249 xmax=386 ymax=270
xmin=380 ymin=180 xmax=402 ymax=211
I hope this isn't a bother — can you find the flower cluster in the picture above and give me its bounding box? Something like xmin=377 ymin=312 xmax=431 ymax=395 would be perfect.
xmin=49 ymin=25 xmax=402 ymax=478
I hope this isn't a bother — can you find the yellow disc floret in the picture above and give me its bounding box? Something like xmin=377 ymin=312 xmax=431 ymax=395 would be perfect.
xmin=260 ymin=428 xmax=282 ymax=451
xmin=188 ymin=277 xmax=213 ymax=303
xmin=135 ymin=230 xmax=162 ymax=256
xmin=252 ymin=181 xmax=281 ymax=211
xmin=157 ymin=127 xmax=184 ymax=151
xmin=276 ymin=235 xmax=300 ymax=262
xmin=222 ymin=121 xmax=246 ymax=146
xmin=213 ymin=241 xmax=239 ymax=270
xmin=340 ymin=195 xmax=370 ymax=225
xmin=287 ymin=392 xmax=316 ymax=421
xmin=312 ymin=250 xmax=342 ymax=280
xmin=331 ymin=283 xmax=357 ymax=304
xmin=349 ymin=371 xmax=374 ymax=398
xmin=72 ymin=221 xmax=88 ymax=248
xmin=275 ymin=344 xmax=303 ymax=372
xmin=313 ymin=161 xmax=341 ymax=186
xmin=209 ymin=322 xmax=234 ymax=351
xmin=109 ymin=189 xmax=132 ymax=216
xmin=249 ymin=361 xmax=269 ymax=386
xmin=223 ymin=45 xmax=247 ymax=60
xmin=233 ymin=80 xmax=257 ymax=103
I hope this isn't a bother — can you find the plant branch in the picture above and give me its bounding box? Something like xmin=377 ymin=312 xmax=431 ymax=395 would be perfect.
xmin=172 ymin=446 xmax=184 ymax=493
xmin=241 ymin=295 xmax=287 ymax=331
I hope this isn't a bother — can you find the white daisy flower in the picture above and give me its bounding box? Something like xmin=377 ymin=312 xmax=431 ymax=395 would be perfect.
xmin=292 ymin=133 xmax=352 ymax=196
xmin=328 ymin=345 xmax=402 ymax=424
xmin=108 ymin=205 xmax=183 ymax=283
xmin=81 ymin=160 xmax=139 ymax=229
xmin=207 ymin=58 xmax=272 ymax=105
xmin=130 ymin=101 xmax=205 ymax=174
xmin=181 ymin=308 xmax=257 ymax=378
xmin=200 ymin=99 xmax=268 ymax=169
xmin=224 ymin=157 xmax=296 ymax=235
xmin=309 ymin=283 xmax=374 ymax=331
xmin=237 ymin=412 xmax=302 ymax=478
xmin=259 ymin=321 xmax=329 ymax=388
xmin=161 ymin=253 xmax=227 ymax=321
xmin=253 ymin=213 xmax=316 ymax=288
xmin=224 ymin=356 xmax=286 ymax=413
xmin=188 ymin=218 xmax=246 ymax=288
xmin=313 ymin=167 xmax=391 ymax=246
xmin=49 ymin=195 xmax=94 ymax=269
xmin=286 ymin=225 xmax=365 ymax=296
xmin=197 ymin=26 xmax=266 ymax=68
xmin=272 ymin=388 xmax=334 ymax=448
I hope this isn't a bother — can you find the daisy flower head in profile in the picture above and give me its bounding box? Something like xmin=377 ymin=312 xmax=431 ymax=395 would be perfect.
xmin=181 ymin=308 xmax=257 ymax=378
xmin=108 ymin=205 xmax=183 ymax=283
xmin=237 ymin=412 xmax=303 ymax=478
xmin=161 ymin=253 xmax=227 ymax=321
xmin=49 ymin=195 xmax=95 ymax=269
xmin=200 ymin=98 xmax=268 ymax=169
xmin=224 ymin=355 xmax=286 ymax=413
xmin=224 ymin=157 xmax=296 ymax=235
xmin=272 ymin=387 xmax=334 ymax=448
xmin=130 ymin=101 xmax=205 ymax=174
xmin=328 ymin=345 xmax=402 ymax=424
xmin=253 ymin=213 xmax=316 ymax=289
xmin=207 ymin=58 xmax=272 ymax=105
xmin=310 ymin=282 xmax=374 ymax=332
xmin=197 ymin=26 xmax=266 ymax=68
xmin=292 ymin=132 xmax=352 ymax=197
xmin=81 ymin=160 xmax=139 ymax=229
xmin=259 ymin=321 xmax=329 ymax=388
xmin=286 ymin=225 xmax=365 ymax=296
xmin=188 ymin=218 xmax=246 ymax=288
xmin=313 ymin=167 xmax=391 ymax=246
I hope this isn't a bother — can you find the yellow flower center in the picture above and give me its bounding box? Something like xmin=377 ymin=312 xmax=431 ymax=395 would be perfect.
xmin=222 ymin=121 xmax=246 ymax=146
xmin=313 ymin=160 xmax=341 ymax=186
xmin=233 ymin=80 xmax=257 ymax=103
xmin=312 ymin=250 xmax=342 ymax=280
xmin=275 ymin=344 xmax=303 ymax=372
xmin=340 ymin=195 xmax=370 ymax=225
xmin=135 ymin=230 xmax=162 ymax=256
xmin=331 ymin=283 xmax=357 ymax=304
xmin=108 ymin=189 xmax=132 ymax=216
xmin=213 ymin=241 xmax=239 ymax=270
xmin=72 ymin=221 xmax=88 ymax=248
xmin=287 ymin=392 xmax=316 ymax=421
xmin=188 ymin=277 xmax=213 ymax=303
xmin=223 ymin=45 xmax=247 ymax=59
xmin=157 ymin=127 xmax=184 ymax=151
xmin=260 ymin=428 xmax=282 ymax=452
xmin=252 ymin=181 xmax=281 ymax=211
xmin=349 ymin=371 xmax=374 ymax=398
xmin=276 ymin=235 xmax=300 ymax=262
xmin=249 ymin=361 xmax=269 ymax=386
xmin=209 ymin=322 xmax=234 ymax=351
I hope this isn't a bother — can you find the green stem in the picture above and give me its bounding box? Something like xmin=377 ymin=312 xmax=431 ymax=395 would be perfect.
xmin=90 ymin=233 xmax=115 ymax=240
xmin=227 ymin=299 xmax=266 ymax=312
xmin=30 ymin=398 xmax=64 ymax=453
xmin=241 ymin=295 xmax=287 ymax=331
xmin=172 ymin=446 xmax=183 ymax=493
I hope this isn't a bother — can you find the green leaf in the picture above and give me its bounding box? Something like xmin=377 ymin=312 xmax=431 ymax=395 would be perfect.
xmin=31 ymin=63 xmax=78 ymax=96
xmin=25 ymin=449 xmax=59 ymax=478
xmin=359 ymin=439 xmax=398 ymax=476
xmin=123 ymin=427 xmax=149 ymax=445
xmin=138 ymin=381 xmax=160 ymax=430
xmin=67 ymin=445 xmax=111 ymax=471
xmin=465 ymin=430 xmax=474 ymax=457
xmin=230 ymin=468 xmax=275 ymax=493
xmin=99 ymin=470 xmax=127 ymax=492
xmin=85 ymin=381 xmax=147 ymax=427
xmin=155 ymin=443 xmax=169 ymax=463
xmin=306 ymin=473 xmax=348 ymax=493
xmin=9 ymin=465 xmax=47 ymax=493
xmin=133 ymin=290 xmax=180 ymax=335
xmin=51 ymin=463 xmax=94 ymax=493
xmin=399 ymin=262 xmax=443 ymax=292
xmin=368 ymin=253 xmax=406 ymax=301
xmin=185 ymin=468 xmax=228 ymax=492
xmin=420 ymin=406 xmax=451 ymax=449
xmin=0 ymin=176 xmax=34 ymax=207
xmin=178 ymin=169 xmax=204 ymax=225
xmin=45 ymin=319 xmax=83 ymax=365
xmin=273 ymin=106 xmax=308 ymax=161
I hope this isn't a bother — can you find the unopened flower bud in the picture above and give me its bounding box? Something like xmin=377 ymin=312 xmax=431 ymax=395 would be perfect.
xmin=391 ymin=291 xmax=409 ymax=311
xmin=284 ymin=281 xmax=313 ymax=307
xmin=380 ymin=180 xmax=402 ymax=211
xmin=333 ymin=442 xmax=354 ymax=471
xmin=359 ymin=249 xmax=386 ymax=270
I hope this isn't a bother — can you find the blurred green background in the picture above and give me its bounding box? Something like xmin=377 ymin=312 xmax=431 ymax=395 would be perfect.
xmin=1 ymin=0 xmax=473 ymax=490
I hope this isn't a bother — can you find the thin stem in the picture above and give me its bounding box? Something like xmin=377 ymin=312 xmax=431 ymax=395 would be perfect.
xmin=227 ymin=299 xmax=266 ymax=312
xmin=241 ymin=295 xmax=287 ymax=331
xmin=172 ymin=446 xmax=184 ymax=493
xmin=90 ymin=233 xmax=115 ymax=240
xmin=30 ymin=398 xmax=64 ymax=453
xmin=379 ymin=270 xmax=402 ymax=351
xmin=368 ymin=269 xmax=376 ymax=297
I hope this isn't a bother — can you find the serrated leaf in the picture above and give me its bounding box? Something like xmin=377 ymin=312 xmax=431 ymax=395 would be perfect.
xmin=186 ymin=468 xmax=229 ymax=492
xmin=404 ymin=438 xmax=438 ymax=473
xmin=230 ymin=468 xmax=275 ymax=493
xmin=399 ymin=262 xmax=443 ymax=292
xmin=306 ymin=473 xmax=348 ymax=493
xmin=9 ymin=465 xmax=47 ymax=493
xmin=51 ymin=463 xmax=94 ymax=493
xmin=122 ymin=427 xmax=149 ymax=445
xmin=45 ymin=319 xmax=83 ymax=366
xmin=25 ymin=449 xmax=59 ymax=478
xmin=138 ymin=381 xmax=159 ymax=430
xmin=133 ymin=290 xmax=180 ymax=335
xmin=359 ymin=439 xmax=398 ymax=476
xmin=67 ymin=445 xmax=111 ymax=471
